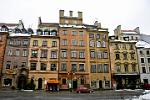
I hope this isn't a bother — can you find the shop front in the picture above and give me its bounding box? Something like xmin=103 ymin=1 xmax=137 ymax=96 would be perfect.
xmin=46 ymin=79 xmax=59 ymax=91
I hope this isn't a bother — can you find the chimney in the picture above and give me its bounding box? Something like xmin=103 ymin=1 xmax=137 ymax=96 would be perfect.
xmin=69 ymin=11 xmax=73 ymax=17
xmin=78 ymin=11 xmax=82 ymax=19
xmin=134 ymin=27 xmax=140 ymax=34
xmin=38 ymin=17 xmax=42 ymax=25
xmin=59 ymin=10 xmax=64 ymax=17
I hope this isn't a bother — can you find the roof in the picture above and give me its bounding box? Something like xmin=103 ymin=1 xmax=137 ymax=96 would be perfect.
xmin=0 ymin=23 xmax=18 ymax=27
xmin=9 ymin=33 xmax=31 ymax=37
xmin=136 ymin=40 xmax=150 ymax=48
xmin=39 ymin=23 xmax=59 ymax=27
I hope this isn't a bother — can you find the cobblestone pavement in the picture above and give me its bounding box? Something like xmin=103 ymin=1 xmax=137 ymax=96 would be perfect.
xmin=0 ymin=89 xmax=144 ymax=100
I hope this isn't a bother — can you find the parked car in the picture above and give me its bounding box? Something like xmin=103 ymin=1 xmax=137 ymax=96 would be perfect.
xmin=76 ymin=86 xmax=94 ymax=93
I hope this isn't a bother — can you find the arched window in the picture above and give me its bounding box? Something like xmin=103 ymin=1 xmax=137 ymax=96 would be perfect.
xmin=27 ymin=28 xmax=34 ymax=34
xmin=96 ymin=41 xmax=101 ymax=47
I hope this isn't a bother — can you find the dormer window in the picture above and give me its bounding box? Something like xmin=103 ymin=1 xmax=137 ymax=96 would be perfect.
xmin=1 ymin=25 xmax=8 ymax=31
xmin=44 ymin=30 xmax=50 ymax=35
xmin=14 ymin=28 xmax=22 ymax=33
xmin=28 ymin=28 xmax=34 ymax=34
xmin=51 ymin=30 xmax=57 ymax=36
xmin=37 ymin=29 xmax=43 ymax=35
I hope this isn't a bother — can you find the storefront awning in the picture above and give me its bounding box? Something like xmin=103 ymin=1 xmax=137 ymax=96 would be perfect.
xmin=47 ymin=80 xmax=59 ymax=84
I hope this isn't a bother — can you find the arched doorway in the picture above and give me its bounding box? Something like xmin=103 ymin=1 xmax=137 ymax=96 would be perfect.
xmin=17 ymin=75 xmax=27 ymax=89
xmin=38 ymin=78 xmax=42 ymax=90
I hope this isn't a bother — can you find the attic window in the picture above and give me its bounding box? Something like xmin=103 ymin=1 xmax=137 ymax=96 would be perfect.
xmin=1 ymin=25 xmax=8 ymax=31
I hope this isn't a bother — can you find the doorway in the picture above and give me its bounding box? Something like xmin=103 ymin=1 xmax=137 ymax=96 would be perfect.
xmin=38 ymin=78 xmax=42 ymax=90
xmin=17 ymin=75 xmax=27 ymax=89
xmin=73 ymin=80 xmax=77 ymax=89
xmin=99 ymin=80 xmax=102 ymax=89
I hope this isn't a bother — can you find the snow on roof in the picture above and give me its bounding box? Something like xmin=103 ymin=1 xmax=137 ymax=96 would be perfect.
xmin=9 ymin=33 xmax=31 ymax=37
xmin=136 ymin=40 xmax=150 ymax=48
xmin=59 ymin=24 xmax=86 ymax=28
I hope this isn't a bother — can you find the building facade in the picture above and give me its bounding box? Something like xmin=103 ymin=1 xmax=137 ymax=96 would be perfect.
xmin=58 ymin=10 xmax=90 ymax=90
xmin=2 ymin=33 xmax=31 ymax=89
xmin=0 ymin=27 xmax=9 ymax=88
xmin=110 ymin=26 xmax=140 ymax=89
xmin=136 ymin=35 xmax=150 ymax=84
xmin=28 ymin=30 xmax=59 ymax=90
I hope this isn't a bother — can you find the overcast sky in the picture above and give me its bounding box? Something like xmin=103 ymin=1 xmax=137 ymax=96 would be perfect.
xmin=0 ymin=0 xmax=149 ymax=35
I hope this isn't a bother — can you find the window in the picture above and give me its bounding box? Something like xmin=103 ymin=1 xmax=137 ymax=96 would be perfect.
xmin=51 ymin=30 xmax=57 ymax=36
xmin=123 ymin=53 xmax=127 ymax=60
xmin=132 ymin=64 xmax=136 ymax=72
xmin=102 ymin=34 xmax=106 ymax=39
xmin=147 ymin=50 xmax=150 ymax=55
xmin=130 ymin=44 xmax=134 ymax=50
xmin=148 ymin=58 xmax=150 ymax=63
xmin=104 ymin=64 xmax=109 ymax=73
xmin=116 ymin=54 xmax=120 ymax=60
xmin=62 ymin=30 xmax=67 ymax=35
xmin=71 ymin=50 xmax=77 ymax=58
xmin=61 ymin=50 xmax=67 ymax=58
xmin=131 ymin=53 xmax=135 ymax=59
xmin=7 ymin=49 xmax=13 ymax=56
xmin=62 ymin=79 xmax=67 ymax=85
xmin=115 ymin=44 xmax=119 ymax=50
xmin=9 ymin=40 xmax=14 ymax=45
xmin=62 ymin=39 xmax=67 ymax=46
xmin=89 ymin=40 xmax=94 ymax=47
xmin=141 ymin=58 xmax=145 ymax=63
xmin=6 ymin=61 xmax=11 ymax=69
xmin=72 ymin=64 xmax=77 ymax=72
xmin=41 ymin=50 xmax=47 ymax=58
xmin=72 ymin=40 xmax=77 ymax=46
xmin=140 ymin=50 xmax=143 ymax=55
xmin=79 ymin=31 xmax=84 ymax=36
xmin=90 ymin=51 xmax=95 ymax=58
xmin=51 ymin=64 xmax=57 ymax=71
xmin=40 ymin=63 xmax=46 ymax=70
xmin=22 ymin=40 xmax=28 ymax=46
xmin=61 ymin=63 xmax=67 ymax=71
xmin=79 ymin=51 xmax=85 ymax=58
xmin=30 ymin=63 xmax=37 ymax=70
xmin=51 ymin=51 xmax=57 ymax=58
xmin=31 ymin=50 xmax=38 ymax=58
xmin=96 ymin=41 xmax=101 ymax=47
xmin=122 ymin=44 xmax=126 ymax=49
xmin=96 ymin=34 xmax=100 ymax=39
xmin=97 ymin=51 xmax=102 ymax=59
xmin=131 ymin=36 xmax=134 ymax=40
xmin=89 ymin=33 xmax=94 ymax=38
xmin=97 ymin=64 xmax=103 ymax=73
xmin=116 ymin=64 xmax=121 ymax=72
xmin=22 ymin=49 xmax=27 ymax=57
xmin=33 ymin=40 xmax=38 ymax=46
xmin=16 ymin=40 xmax=21 ymax=46
xmin=142 ymin=67 xmax=146 ymax=73
xmin=102 ymin=41 xmax=106 ymax=47
xmin=72 ymin=31 xmax=77 ymax=35
xmin=124 ymin=64 xmax=128 ymax=72
xmin=42 ymin=40 xmax=47 ymax=47
xmin=91 ymin=64 xmax=96 ymax=73
xmin=103 ymin=52 xmax=108 ymax=59
xmin=80 ymin=78 xmax=84 ymax=85
xmin=79 ymin=64 xmax=84 ymax=72
xmin=79 ymin=40 xmax=84 ymax=46
xmin=52 ymin=41 xmax=57 ymax=47
xmin=15 ymin=49 xmax=20 ymax=56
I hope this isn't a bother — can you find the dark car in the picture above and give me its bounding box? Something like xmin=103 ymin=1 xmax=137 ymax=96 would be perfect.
xmin=76 ymin=86 xmax=94 ymax=93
